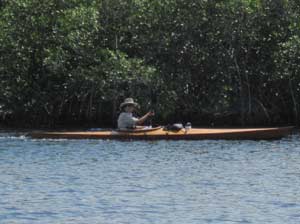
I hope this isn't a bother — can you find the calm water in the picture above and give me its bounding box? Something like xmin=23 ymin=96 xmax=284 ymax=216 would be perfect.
xmin=0 ymin=132 xmax=300 ymax=224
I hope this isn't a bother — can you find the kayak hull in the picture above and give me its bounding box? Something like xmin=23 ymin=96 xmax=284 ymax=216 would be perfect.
xmin=29 ymin=126 xmax=293 ymax=140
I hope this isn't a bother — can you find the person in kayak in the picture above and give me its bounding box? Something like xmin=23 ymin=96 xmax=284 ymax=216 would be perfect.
xmin=117 ymin=98 xmax=154 ymax=129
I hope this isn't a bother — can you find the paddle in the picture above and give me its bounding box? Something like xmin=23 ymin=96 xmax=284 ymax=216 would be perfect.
xmin=149 ymin=88 xmax=158 ymax=127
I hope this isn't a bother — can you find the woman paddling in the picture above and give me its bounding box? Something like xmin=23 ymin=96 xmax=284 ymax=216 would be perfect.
xmin=117 ymin=98 xmax=154 ymax=130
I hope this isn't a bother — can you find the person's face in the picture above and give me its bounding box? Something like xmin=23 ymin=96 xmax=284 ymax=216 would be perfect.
xmin=125 ymin=105 xmax=134 ymax=113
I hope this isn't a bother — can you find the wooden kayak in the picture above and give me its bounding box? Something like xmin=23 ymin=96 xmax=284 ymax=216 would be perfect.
xmin=29 ymin=126 xmax=293 ymax=140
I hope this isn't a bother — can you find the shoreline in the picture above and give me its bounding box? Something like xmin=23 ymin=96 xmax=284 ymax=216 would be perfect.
xmin=1 ymin=125 xmax=296 ymax=132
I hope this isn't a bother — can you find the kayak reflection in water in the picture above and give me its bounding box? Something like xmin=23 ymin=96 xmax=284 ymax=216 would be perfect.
xmin=117 ymin=98 xmax=155 ymax=130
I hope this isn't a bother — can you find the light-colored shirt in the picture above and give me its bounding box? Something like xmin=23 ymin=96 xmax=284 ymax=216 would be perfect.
xmin=117 ymin=112 xmax=138 ymax=129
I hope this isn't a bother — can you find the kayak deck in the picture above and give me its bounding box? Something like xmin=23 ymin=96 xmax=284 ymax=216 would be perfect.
xmin=29 ymin=126 xmax=293 ymax=140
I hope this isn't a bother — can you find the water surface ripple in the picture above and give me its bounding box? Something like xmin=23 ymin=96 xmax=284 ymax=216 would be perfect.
xmin=0 ymin=133 xmax=300 ymax=223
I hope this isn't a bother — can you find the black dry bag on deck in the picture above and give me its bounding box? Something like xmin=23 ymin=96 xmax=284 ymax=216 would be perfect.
xmin=163 ymin=123 xmax=183 ymax=131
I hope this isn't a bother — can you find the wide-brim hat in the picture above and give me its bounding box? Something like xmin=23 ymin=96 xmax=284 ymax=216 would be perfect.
xmin=120 ymin=98 xmax=139 ymax=109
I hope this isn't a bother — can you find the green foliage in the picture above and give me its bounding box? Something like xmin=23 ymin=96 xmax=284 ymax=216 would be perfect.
xmin=0 ymin=0 xmax=299 ymax=127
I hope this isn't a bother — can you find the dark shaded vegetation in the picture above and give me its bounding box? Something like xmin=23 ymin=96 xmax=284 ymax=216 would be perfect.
xmin=1 ymin=0 xmax=300 ymax=128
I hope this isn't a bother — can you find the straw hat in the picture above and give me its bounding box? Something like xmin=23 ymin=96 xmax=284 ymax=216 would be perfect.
xmin=120 ymin=98 xmax=138 ymax=109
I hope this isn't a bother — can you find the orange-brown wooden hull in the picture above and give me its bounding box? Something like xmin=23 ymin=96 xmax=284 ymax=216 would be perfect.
xmin=29 ymin=127 xmax=293 ymax=140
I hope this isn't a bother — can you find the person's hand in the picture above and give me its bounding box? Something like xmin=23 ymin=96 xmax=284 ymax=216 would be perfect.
xmin=148 ymin=110 xmax=155 ymax=116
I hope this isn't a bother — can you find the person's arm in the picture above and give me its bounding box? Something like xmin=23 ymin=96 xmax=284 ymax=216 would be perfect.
xmin=136 ymin=111 xmax=154 ymax=125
